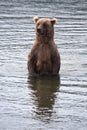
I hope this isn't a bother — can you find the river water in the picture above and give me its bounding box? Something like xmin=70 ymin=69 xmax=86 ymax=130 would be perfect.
xmin=0 ymin=0 xmax=87 ymax=130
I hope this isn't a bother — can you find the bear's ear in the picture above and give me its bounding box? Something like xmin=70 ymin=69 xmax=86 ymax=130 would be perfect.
xmin=51 ymin=18 xmax=57 ymax=25
xmin=33 ymin=16 xmax=39 ymax=23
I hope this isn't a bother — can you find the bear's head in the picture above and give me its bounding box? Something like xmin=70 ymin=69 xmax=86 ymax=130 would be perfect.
xmin=33 ymin=16 xmax=57 ymax=39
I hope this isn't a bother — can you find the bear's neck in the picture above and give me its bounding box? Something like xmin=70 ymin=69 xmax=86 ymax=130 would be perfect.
xmin=36 ymin=34 xmax=54 ymax=45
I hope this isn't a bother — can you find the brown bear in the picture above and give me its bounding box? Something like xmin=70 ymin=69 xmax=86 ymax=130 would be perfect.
xmin=28 ymin=16 xmax=60 ymax=76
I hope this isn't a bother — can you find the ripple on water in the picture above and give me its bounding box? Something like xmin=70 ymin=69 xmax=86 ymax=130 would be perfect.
xmin=0 ymin=0 xmax=87 ymax=130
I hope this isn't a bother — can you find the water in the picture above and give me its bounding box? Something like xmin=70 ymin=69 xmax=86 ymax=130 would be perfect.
xmin=0 ymin=0 xmax=87 ymax=130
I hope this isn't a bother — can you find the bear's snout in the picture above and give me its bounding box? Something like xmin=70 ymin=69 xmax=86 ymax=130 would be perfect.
xmin=37 ymin=26 xmax=47 ymax=35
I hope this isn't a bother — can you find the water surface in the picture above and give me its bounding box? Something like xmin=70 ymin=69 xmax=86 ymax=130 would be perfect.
xmin=0 ymin=0 xmax=87 ymax=130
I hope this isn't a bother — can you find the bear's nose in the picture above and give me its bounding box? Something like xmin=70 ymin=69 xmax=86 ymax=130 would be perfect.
xmin=37 ymin=28 xmax=41 ymax=33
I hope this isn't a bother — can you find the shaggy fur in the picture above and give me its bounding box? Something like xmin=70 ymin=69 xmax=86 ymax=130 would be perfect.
xmin=28 ymin=17 xmax=60 ymax=76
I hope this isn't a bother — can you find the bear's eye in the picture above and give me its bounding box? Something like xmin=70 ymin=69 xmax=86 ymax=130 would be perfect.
xmin=37 ymin=22 xmax=40 ymax=27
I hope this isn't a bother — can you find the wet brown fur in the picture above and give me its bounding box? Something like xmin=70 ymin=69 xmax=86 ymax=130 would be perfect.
xmin=28 ymin=17 xmax=60 ymax=76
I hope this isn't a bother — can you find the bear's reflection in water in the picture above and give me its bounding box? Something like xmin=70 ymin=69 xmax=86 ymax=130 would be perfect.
xmin=28 ymin=75 xmax=60 ymax=121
